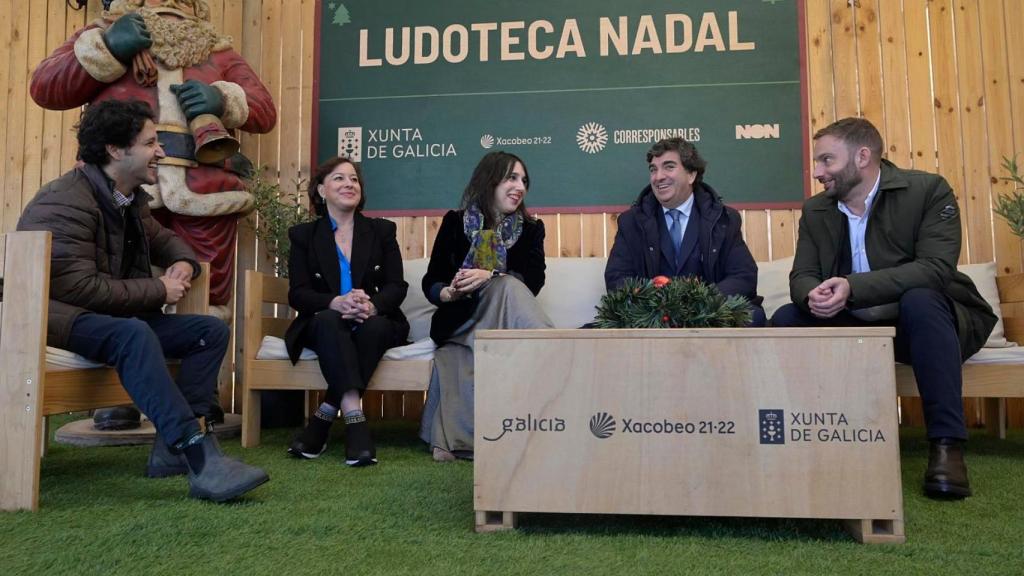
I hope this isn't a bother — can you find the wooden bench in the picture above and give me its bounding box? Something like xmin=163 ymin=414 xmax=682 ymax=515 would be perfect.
xmin=240 ymin=270 xmax=432 ymax=448
xmin=895 ymin=273 xmax=1024 ymax=438
xmin=0 ymin=231 xmax=211 ymax=511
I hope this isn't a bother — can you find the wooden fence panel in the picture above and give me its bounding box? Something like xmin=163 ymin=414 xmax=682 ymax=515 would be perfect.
xmin=853 ymin=0 xmax=884 ymax=130
xmin=929 ymin=1 xmax=971 ymax=264
xmin=3 ymin=1 xmax=31 ymax=233
xmin=877 ymin=0 xmax=911 ymax=168
xmin=954 ymin=0 xmax=993 ymax=265
xmin=829 ymin=0 xmax=859 ymax=119
xmin=903 ymin=0 xmax=939 ymax=174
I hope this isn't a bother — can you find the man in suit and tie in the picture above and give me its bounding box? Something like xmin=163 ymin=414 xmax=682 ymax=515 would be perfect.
xmin=604 ymin=137 xmax=765 ymax=326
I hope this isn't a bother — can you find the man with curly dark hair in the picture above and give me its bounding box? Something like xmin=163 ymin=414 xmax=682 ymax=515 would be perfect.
xmin=17 ymin=99 xmax=269 ymax=503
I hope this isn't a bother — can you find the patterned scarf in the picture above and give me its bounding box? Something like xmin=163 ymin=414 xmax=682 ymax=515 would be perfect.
xmin=460 ymin=204 xmax=524 ymax=272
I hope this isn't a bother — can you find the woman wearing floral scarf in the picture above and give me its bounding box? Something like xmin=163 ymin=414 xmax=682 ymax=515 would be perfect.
xmin=420 ymin=151 xmax=553 ymax=461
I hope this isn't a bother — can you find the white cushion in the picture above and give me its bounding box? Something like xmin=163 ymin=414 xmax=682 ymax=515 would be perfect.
xmin=46 ymin=347 xmax=105 ymax=369
xmin=537 ymin=258 xmax=609 ymax=328
xmin=958 ymin=262 xmax=1014 ymax=348
xmin=756 ymin=257 xmax=794 ymax=320
xmin=964 ymin=346 xmax=1024 ymax=365
xmin=255 ymin=335 xmax=317 ymax=360
xmin=255 ymin=334 xmax=435 ymax=362
xmin=400 ymin=258 xmax=436 ymax=343
xmin=383 ymin=337 xmax=437 ymax=360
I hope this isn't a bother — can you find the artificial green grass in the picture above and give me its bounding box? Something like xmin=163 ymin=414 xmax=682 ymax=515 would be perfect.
xmin=1 ymin=418 xmax=1021 ymax=576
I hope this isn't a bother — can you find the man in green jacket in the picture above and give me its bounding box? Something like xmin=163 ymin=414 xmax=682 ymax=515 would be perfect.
xmin=770 ymin=117 xmax=996 ymax=500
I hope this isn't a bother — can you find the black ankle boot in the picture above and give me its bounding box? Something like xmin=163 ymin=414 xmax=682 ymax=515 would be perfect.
xmin=93 ymin=406 xmax=141 ymax=431
xmin=344 ymin=420 xmax=377 ymax=467
xmin=146 ymin=434 xmax=189 ymax=478
xmin=924 ymin=438 xmax=971 ymax=499
xmin=287 ymin=416 xmax=331 ymax=459
xmin=184 ymin=434 xmax=269 ymax=502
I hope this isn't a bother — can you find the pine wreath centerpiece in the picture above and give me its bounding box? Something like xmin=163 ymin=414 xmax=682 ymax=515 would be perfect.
xmin=594 ymin=276 xmax=752 ymax=328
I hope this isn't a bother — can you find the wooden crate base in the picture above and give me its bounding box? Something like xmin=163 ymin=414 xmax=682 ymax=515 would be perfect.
xmin=474 ymin=510 xmax=518 ymax=533
xmin=843 ymin=518 xmax=906 ymax=544
xmin=474 ymin=328 xmax=905 ymax=545
xmin=475 ymin=511 xmax=906 ymax=543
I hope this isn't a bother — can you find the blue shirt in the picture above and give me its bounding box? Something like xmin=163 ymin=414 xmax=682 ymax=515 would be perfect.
xmin=837 ymin=172 xmax=881 ymax=275
xmin=328 ymin=216 xmax=353 ymax=296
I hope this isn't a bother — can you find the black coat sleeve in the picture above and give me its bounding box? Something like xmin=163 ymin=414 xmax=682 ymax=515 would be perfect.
xmin=368 ymin=218 xmax=409 ymax=316
xmin=713 ymin=208 xmax=759 ymax=299
xmin=287 ymin=222 xmax=335 ymax=315
xmin=422 ymin=210 xmax=464 ymax=305
xmin=508 ymin=218 xmax=546 ymax=295
xmin=604 ymin=211 xmax=642 ymax=292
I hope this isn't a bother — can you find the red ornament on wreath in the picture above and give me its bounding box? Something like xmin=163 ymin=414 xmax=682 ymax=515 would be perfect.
xmin=652 ymin=275 xmax=671 ymax=288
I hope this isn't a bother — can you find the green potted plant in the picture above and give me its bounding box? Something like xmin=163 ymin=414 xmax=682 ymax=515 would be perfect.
xmin=994 ymin=156 xmax=1024 ymax=241
xmin=993 ymin=156 xmax=1024 ymax=342
xmin=594 ymin=275 xmax=752 ymax=328
xmin=248 ymin=169 xmax=313 ymax=278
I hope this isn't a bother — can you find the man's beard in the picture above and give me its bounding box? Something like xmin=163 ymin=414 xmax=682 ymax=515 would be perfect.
xmin=105 ymin=3 xmax=226 ymax=69
xmin=823 ymin=161 xmax=862 ymax=203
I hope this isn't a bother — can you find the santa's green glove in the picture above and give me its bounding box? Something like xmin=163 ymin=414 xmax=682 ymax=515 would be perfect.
xmin=170 ymin=80 xmax=225 ymax=121
xmin=103 ymin=13 xmax=152 ymax=63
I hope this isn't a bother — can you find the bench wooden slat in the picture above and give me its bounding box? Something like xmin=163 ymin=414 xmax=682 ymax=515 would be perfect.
xmin=42 ymin=364 xmax=182 ymax=415
xmin=0 ymin=232 xmax=50 ymax=511
xmin=42 ymin=367 xmax=133 ymax=415
xmin=246 ymin=358 xmax=432 ymax=392
xmin=896 ymin=363 xmax=1024 ymax=398
xmin=262 ymin=275 xmax=289 ymax=305
xmin=1001 ymin=312 xmax=1023 ymax=345
xmin=262 ymin=317 xmax=290 ymax=339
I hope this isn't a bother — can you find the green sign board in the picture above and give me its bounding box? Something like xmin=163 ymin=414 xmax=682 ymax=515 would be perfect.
xmin=315 ymin=0 xmax=806 ymax=213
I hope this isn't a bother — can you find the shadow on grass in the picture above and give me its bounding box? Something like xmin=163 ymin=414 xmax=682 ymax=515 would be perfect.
xmin=515 ymin=512 xmax=850 ymax=543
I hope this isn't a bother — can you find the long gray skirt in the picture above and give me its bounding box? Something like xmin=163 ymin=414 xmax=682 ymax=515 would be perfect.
xmin=419 ymin=276 xmax=554 ymax=455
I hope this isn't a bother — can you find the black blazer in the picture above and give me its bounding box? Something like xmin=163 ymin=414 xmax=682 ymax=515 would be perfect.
xmin=283 ymin=213 xmax=410 ymax=363
xmin=422 ymin=209 xmax=546 ymax=343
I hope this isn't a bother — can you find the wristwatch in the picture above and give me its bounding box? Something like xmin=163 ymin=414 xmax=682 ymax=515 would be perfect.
xmin=491 ymin=269 xmax=502 ymax=278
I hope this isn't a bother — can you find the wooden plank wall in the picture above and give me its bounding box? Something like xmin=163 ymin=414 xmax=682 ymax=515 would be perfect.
xmin=1 ymin=1 xmax=1022 ymax=425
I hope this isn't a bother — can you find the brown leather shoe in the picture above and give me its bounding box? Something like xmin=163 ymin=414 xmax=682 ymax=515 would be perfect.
xmin=924 ymin=439 xmax=971 ymax=499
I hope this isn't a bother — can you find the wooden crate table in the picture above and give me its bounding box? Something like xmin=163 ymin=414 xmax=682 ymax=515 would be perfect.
xmin=474 ymin=328 xmax=904 ymax=544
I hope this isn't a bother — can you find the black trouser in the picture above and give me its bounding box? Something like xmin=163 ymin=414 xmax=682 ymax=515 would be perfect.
xmin=300 ymin=310 xmax=402 ymax=407
xmin=770 ymin=288 xmax=965 ymax=440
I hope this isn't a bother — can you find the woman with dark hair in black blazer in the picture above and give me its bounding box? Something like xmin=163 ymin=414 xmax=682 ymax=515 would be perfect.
xmin=283 ymin=157 xmax=409 ymax=466
xmin=420 ymin=151 xmax=552 ymax=462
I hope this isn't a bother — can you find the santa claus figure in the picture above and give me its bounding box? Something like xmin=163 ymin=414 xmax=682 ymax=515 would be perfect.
xmin=32 ymin=0 xmax=276 ymax=315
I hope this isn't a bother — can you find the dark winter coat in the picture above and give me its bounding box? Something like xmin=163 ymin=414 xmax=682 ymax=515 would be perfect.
xmin=605 ymin=182 xmax=761 ymax=305
xmin=17 ymin=164 xmax=198 ymax=348
xmin=790 ymin=159 xmax=996 ymax=359
xmin=283 ymin=213 xmax=410 ymax=363
xmin=422 ymin=209 xmax=546 ymax=343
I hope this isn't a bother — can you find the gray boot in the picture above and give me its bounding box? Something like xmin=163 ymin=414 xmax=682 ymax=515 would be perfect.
xmin=186 ymin=434 xmax=269 ymax=502
xmin=146 ymin=434 xmax=189 ymax=478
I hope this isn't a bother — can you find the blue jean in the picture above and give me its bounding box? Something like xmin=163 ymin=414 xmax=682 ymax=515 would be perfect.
xmin=65 ymin=312 xmax=229 ymax=446
xmin=770 ymin=288 xmax=965 ymax=440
